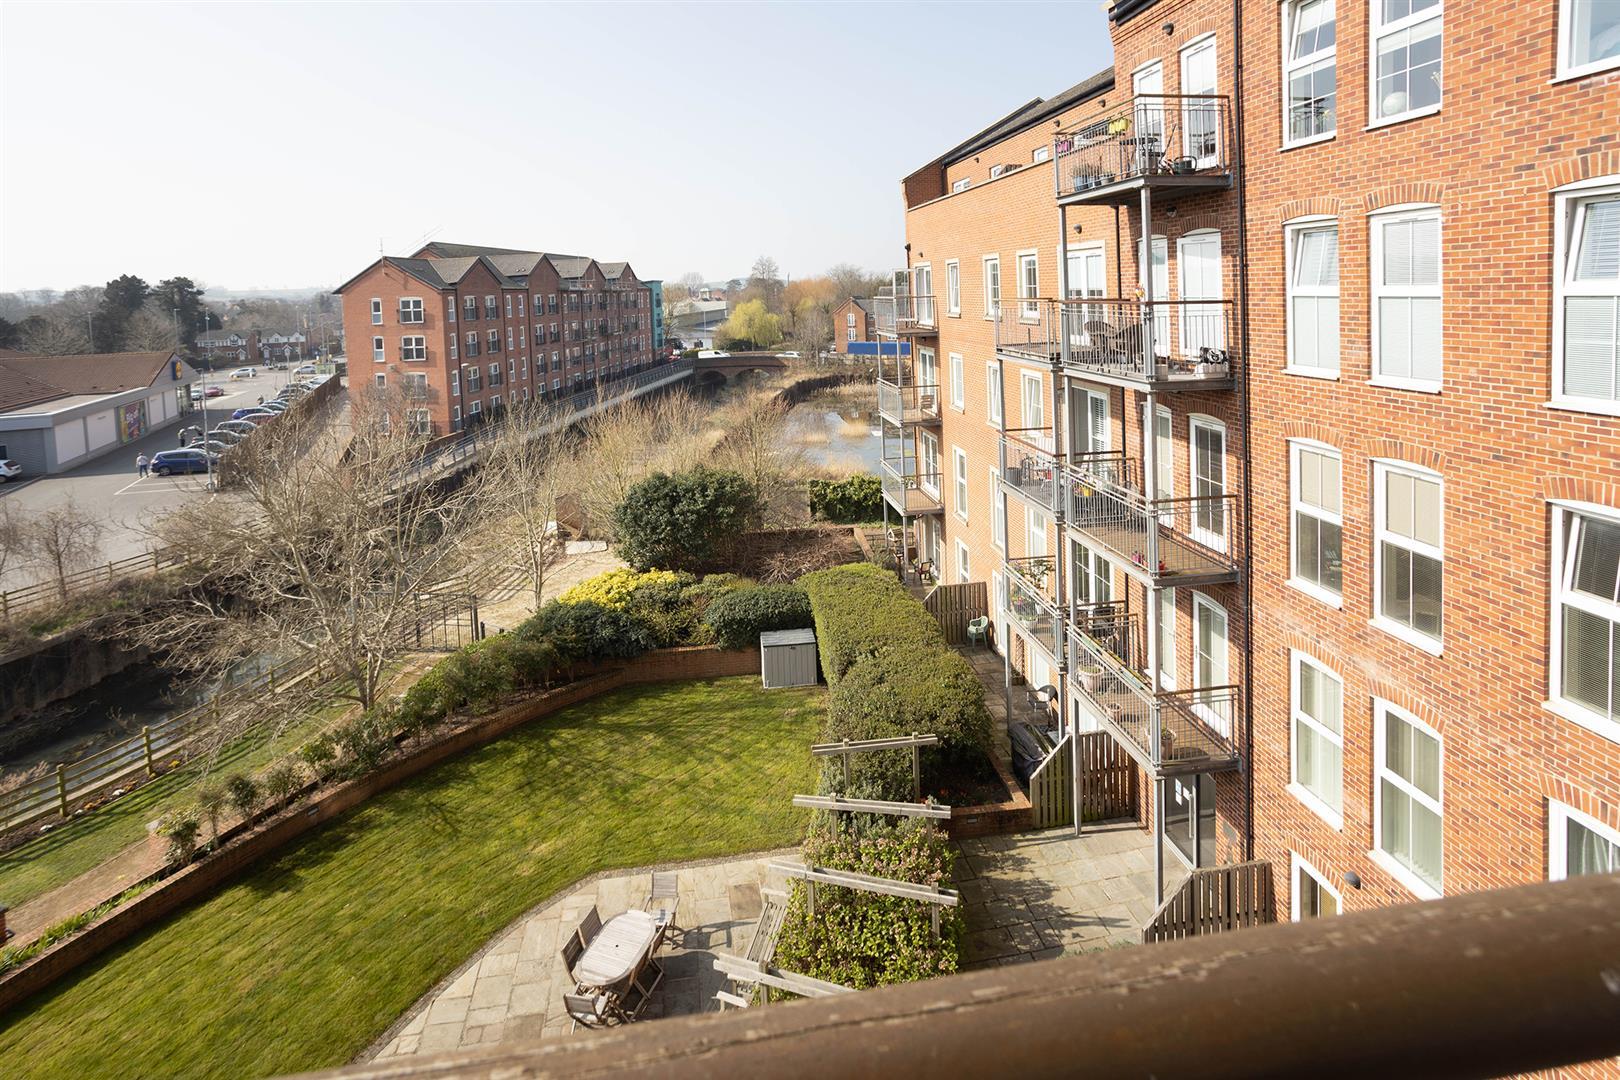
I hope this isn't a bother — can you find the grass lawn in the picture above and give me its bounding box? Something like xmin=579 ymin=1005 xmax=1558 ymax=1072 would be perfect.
xmin=0 ymin=676 xmax=822 ymax=1079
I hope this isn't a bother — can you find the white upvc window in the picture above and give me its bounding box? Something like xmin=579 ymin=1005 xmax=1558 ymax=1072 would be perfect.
xmin=450 ymin=370 xmax=460 ymax=396
xmin=1373 ymin=460 xmax=1444 ymax=651
xmin=400 ymin=335 xmax=426 ymax=361
xmin=1188 ymin=416 xmax=1227 ymax=553
xmin=1283 ymin=0 xmax=1336 ymax=145
xmin=1032 ymin=144 xmax=1050 ymax=164
xmin=449 ymin=339 xmax=458 ymax=361
xmin=1290 ymin=853 xmax=1342 ymax=920
xmin=1549 ymin=800 xmax=1620 ymax=879
xmin=913 ymin=263 xmax=934 ymax=326
xmin=1072 ymin=540 xmax=1112 ymax=605
xmin=447 ymin=297 xmax=456 ymax=323
xmin=1370 ymin=0 xmax=1442 ymax=125
xmin=1191 ymin=592 xmax=1229 ymax=735
xmin=949 ymin=352 xmax=965 ymax=411
xmin=946 ymin=260 xmax=961 ymax=316
xmin=1290 ymin=651 xmax=1344 ymax=825
xmin=1178 ymin=34 xmax=1219 ymax=167
xmin=952 ymin=178 xmax=971 ymax=194
xmin=1017 ymin=251 xmax=1040 ymax=320
xmin=1020 ymin=371 xmax=1044 ymax=430
xmin=991 ymin=468 xmax=1006 ymax=553
xmin=953 ymin=446 xmax=969 ymax=521
xmin=468 ymin=399 xmax=481 ymax=417
xmin=505 ymin=295 xmax=513 ymax=317
xmin=985 ymin=365 xmax=1003 ymax=428
xmin=1370 ymin=205 xmax=1442 ymax=390
xmin=1373 ymin=698 xmax=1443 ymax=898
xmin=1026 ymin=507 xmax=1049 ymax=560
xmin=983 ymin=255 xmax=1001 ymax=320
xmin=1553 ymin=181 xmax=1620 ymax=411
xmin=1558 ymin=0 xmax=1620 ymax=79
xmin=452 ymin=404 xmax=462 ymax=426
xmin=956 ymin=539 xmax=971 ymax=585
xmin=1285 ymin=219 xmax=1340 ymax=374
xmin=1290 ymin=441 xmax=1344 ymax=602
xmin=374 ymin=372 xmax=385 ymax=388
xmin=370 ymin=298 xmax=382 ymax=325
xmin=1550 ymin=504 xmax=1620 ymax=733
xmin=399 ymin=297 xmax=424 ymax=324
xmin=1155 ymin=588 xmax=1177 ymax=691
xmin=371 ymin=336 xmax=384 ymax=362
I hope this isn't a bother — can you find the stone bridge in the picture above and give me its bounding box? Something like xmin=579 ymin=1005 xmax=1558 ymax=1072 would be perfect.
xmin=690 ymin=352 xmax=790 ymax=387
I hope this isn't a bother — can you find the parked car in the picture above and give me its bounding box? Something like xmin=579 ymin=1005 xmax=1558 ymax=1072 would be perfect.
xmin=779 ymin=351 xmax=801 ymax=359
xmin=266 ymin=361 xmax=289 ymax=371
xmin=696 ymin=350 xmax=731 ymax=359
xmin=0 ymin=459 xmax=21 ymax=483
xmin=204 ymin=428 xmax=248 ymax=445
xmin=150 ymin=449 xmax=216 ymax=476
xmin=292 ymin=364 xmax=318 ymax=376
xmin=237 ymin=410 xmax=278 ymax=423
xmin=216 ymin=419 xmax=260 ymax=437
xmin=186 ymin=438 xmax=235 ymax=455
xmin=198 ymin=384 xmax=225 ymax=398
xmin=257 ymin=400 xmax=289 ymax=413
xmin=189 ymin=386 xmax=204 ymax=402
xmin=229 ymin=367 xmax=257 ymax=380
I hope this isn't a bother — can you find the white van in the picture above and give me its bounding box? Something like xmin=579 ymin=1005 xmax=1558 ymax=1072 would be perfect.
xmin=696 ymin=349 xmax=731 ymax=359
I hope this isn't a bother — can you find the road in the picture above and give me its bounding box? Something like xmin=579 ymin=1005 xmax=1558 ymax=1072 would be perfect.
xmin=0 ymin=368 xmax=322 ymax=592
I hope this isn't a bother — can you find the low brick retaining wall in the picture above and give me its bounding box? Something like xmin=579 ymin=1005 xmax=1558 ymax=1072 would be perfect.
xmin=0 ymin=645 xmax=763 ymax=1014
xmin=946 ymin=750 xmax=1033 ymax=839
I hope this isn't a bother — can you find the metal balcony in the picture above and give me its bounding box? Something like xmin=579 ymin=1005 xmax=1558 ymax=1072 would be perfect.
xmin=1060 ymin=299 xmax=1234 ymax=390
xmin=872 ymin=293 xmax=938 ymax=337
xmin=999 ymin=429 xmax=1060 ymax=512
xmin=1068 ymin=608 xmax=1239 ymax=778
xmin=1054 ymin=94 xmax=1233 ymax=207
xmin=1067 ymin=452 xmax=1238 ymax=587
xmin=994 ymin=296 xmax=1062 ymax=364
xmin=1006 ymin=555 xmax=1063 ymax=664
xmin=880 ymin=459 xmax=944 ymax=516
xmin=876 ymin=378 xmax=942 ymax=426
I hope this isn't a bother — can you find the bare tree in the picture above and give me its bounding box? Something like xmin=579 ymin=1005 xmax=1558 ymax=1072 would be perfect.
xmin=133 ymin=388 xmax=492 ymax=713
xmin=712 ymin=390 xmax=806 ymax=526
xmin=23 ymin=499 xmax=105 ymax=599
xmin=676 ymin=271 xmax=707 ymax=301
xmin=20 ymin=311 xmax=93 ymax=356
xmin=572 ymin=386 xmax=708 ymax=537
xmin=470 ymin=399 xmax=576 ymax=610
xmin=122 ymin=302 xmax=181 ymax=352
xmin=0 ymin=499 xmax=25 ymax=586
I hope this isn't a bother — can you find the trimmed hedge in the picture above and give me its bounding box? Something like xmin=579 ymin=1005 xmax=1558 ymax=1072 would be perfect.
xmin=807 ymin=474 xmax=883 ymax=524
xmin=799 ymin=563 xmax=946 ymax=682
xmin=702 ymin=583 xmax=812 ymax=651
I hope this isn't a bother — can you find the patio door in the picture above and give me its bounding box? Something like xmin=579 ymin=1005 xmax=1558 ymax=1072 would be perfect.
xmin=1138 ymin=235 xmax=1170 ymax=360
xmin=1178 ymin=231 xmax=1225 ymax=356
xmin=1132 ymin=61 xmax=1165 ymax=166
xmin=913 ymin=265 xmax=935 ymax=327
xmin=1192 ymin=593 xmax=1230 ymax=736
xmin=1066 ymin=245 xmax=1106 ymax=348
xmin=1189 ymin=416 xmax=1227 ymax=551
xmin=919 ymin=430 xmax=940 ymax=496
xmin=918 ymin=346 xmax=938 ymax=396
xmin=1071 ymin=386 xmax=1109 ymax=459
xmin=1179 ymin=36 xmax=1219 ymax=167
xmin=1164 ymin=773 xmax=1216 ymax=868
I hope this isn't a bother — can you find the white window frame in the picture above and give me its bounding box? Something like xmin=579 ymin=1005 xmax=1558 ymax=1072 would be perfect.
xmin=1288 ymin=650 xmax=1345 ymax=827
xmin=991 ymin=467 xmax=1006 ymax=554
xmin=1547 ymin=501 xmax=1620 ymax=737
xmin=913 ymin=262 xmax=934 ymax=327
xmin=447 ymin=297 xmax=457 ymax=324
xmin=452 ymin=404 xmax=461 ymax=425
xmin=1558 ymin=0 xmax=1620 ymax=80
xmin=371 ymin=336 xmax=384 ymax=362
xmin=949 ymin=352 xmax=965 ymax=411
xmin=919 ymin=430 xmax=941 ymax=497
xmin=1371 ymin=698 xmax=1444 ymax=899
xmin=1281 ymin=0 xmax=1338 ymax=148
xmin=1188 ymin=415 xmax=1227 ymax=553
xmin=1191 ymin=591 xmax=1230 ymax=735
xmin=1370 ymin=204 xmax=1443 ymax=392
xmin=1548 ymin=800 xmax=1620 ymax=879
xmin=952 ymin=446 xmax=969 ymax=522
xmin=374 ymin=372 xmax=385 ymax=388
xmin=400 ymin=335 xmax=427 ymax=362
xmin=1155 ymin=587 xmax=1177 ymax=691
xmin=985 ymin=365 xmax=1003 ymax=428
xmin=1017 ymin=250 xmax=1040 ymax=321
xmin=1290 ymin=852 xmax=1343 ymax=920
xmin=1551 ymin=177 xmax=1620 ymax=415
xmin=370 ymin=298 xmax=382 ymax=325
xmin=399 ymin=297 xmax=424 ymax=324
xmin=1020 ymin=370 xmax=1045 ymax=430
xmin=955 ymin=539 xmax=971 ymax=585
xmin=1289 ymin=439 xmax=1344 ymax=607
xmin=1284 ymin=217 xmax=1341 ymax=377
xmin=450 ymin=370 xmax=460 ymax=396
xmin=1032 ymin=144 xmax=1050 ymax=164
xmin=1368 ymin=0 xmax=1443 ymax=128
xmin=1372 ymin=459 xmax=1445 ymax=654
xmin=952 ymin=178 xmax=972 ymax=194
xmin=983 ymin=255 xmax=1001 ymax=320
xmin=945 ymin=260 xmax=961 ymax=316
xmin=1178 ymin=33 xmax=1220 ymax=168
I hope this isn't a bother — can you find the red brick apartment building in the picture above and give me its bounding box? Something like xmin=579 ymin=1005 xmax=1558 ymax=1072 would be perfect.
xmin=335 ymin=242 xmax=657 ymax=436
xmin=832 ymin=297 xmax=875 ymax=353
xmin=879 ymin=0 xmax=1620 ymax=923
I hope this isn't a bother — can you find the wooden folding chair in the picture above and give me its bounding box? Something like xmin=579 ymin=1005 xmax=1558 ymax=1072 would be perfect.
xmin=564 ymin=991 xmax=622 ymax=1032
xmin=645 ymin=871 xmax=685 ymax=935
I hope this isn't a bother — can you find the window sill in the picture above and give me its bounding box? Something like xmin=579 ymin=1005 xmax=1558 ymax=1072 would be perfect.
xmin=1370 ymin=615 xmax=1443 ymax=657
xmin=1368 ymin=848 xmax=1442 ymax=901
xmin=1286 ymin=577 xmax=1343 ymax=609
xmin=1364 ymin=105 xmax=1441 ymax=132
xmin=1283 ymin=366 xmax=1341 ymax=381
xmin=1287 ymin=783 xmax=1344 ymax=830
xmin=1280 ymin=132 xmax=1336 ymax=152
xmin=1553 ymin=58 xmax=1620 ymax=84
xmin=955 ymin=512 xmax=970 ymax=525
xmin=952 ymin=403 xmax=966 ymax=414
xmin=1369 ymin=375 xmax=1441 ymax=395
xmin=1541 ymin=697 xmax=1620 ymax=745
xmin=948 ymin=311 xmax=962 ymax=319
xmin=1546 ymin=397 xmax=1620 ymax=418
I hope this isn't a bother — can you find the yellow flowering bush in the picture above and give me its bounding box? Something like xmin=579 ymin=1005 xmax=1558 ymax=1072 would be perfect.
xmin=557 ymin=568 xmax=681 ymax=610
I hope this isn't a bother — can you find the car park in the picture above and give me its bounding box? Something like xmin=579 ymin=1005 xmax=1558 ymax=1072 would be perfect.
xmin=149 ymin=449 xmax=217 ymax=476
xmin=229 ymin=367 xmax=257 ymax=380
xmin=0 ymin=459 xmax=21 ymax=483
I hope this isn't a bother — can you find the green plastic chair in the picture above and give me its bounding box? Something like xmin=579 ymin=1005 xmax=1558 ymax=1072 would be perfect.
xmin=966 ymin=616 xmax=990 ymax=649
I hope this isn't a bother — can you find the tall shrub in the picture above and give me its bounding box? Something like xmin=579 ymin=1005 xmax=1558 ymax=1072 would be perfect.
xmin=612 ymin=467 xmax=760 ymax=572
xmin=703 ymin=583 xmax=813 ymax=650
xmin=807 ymin=474 xmax=884 ymax=524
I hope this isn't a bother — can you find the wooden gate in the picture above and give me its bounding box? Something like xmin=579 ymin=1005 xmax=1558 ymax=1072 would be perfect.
xmin=1029 ymin=734 xmax=1072 ymax=828
xmin=1142 ymin=860 xmax=1275 ymax=944
xmin=923 ymin=581 xmax=988 ymax=646
xmin=1076 ymin=731 xmax=1137 ymax=822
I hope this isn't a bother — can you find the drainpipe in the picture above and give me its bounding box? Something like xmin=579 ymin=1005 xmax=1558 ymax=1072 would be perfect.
xmin=1232 ymin=0 xmax=1256 ymax=865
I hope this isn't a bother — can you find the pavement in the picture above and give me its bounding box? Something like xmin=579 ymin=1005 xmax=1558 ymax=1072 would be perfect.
xmin=0 ymin=368 xmax=329 ymax=592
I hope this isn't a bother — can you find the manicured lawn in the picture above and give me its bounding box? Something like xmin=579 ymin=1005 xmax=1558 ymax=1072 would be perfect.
xmin=0 ymin=676 xmax=822 ymax=1078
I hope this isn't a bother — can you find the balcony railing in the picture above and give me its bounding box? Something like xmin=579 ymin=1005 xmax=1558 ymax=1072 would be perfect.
xmin=999 ymin=429 xmax=1060 ymax=511
xmin=872 ymin=293 xmax=938 ymax=336
xmin=1054 ymin=94 xmax=1232 ymax=201
xmin=994 ymin=295 xmax=1062 ymax=361
xmin=1069 ymin=619 xmax=1239 ymax=776
xmin=1006 ymin=556 xmax=1063 ymax=663
xmin=880 ymin=459 xmax=944 ymax=516
xmin=1060 ymin=298 xmax=1233 ymax=385
xmin=877 ymin=379 xmax=942 ymax=425
xmin=1067 ymin=456 xmax=1238 ymax=584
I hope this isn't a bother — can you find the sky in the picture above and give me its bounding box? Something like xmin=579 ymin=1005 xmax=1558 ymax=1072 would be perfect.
xmin=0 ymin=1 xmax=1113 ymax=295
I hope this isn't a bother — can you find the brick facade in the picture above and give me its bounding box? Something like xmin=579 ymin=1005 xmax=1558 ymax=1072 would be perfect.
xmin=832 ymin=298 xmax=875 ymax=352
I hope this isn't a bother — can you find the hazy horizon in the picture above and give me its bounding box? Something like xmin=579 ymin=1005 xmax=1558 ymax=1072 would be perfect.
xmin=0 ymin=0 xmax=1111 ymax=294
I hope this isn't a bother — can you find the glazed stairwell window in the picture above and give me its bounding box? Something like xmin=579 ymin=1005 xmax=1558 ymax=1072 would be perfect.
xmin=1553 ymin=181 xmax=1620 ymax=411
xmin=1550 ymin=504 xmax=1620 ymax=733
xmin=1290 ymin=442 xmax=1343 ymax=602
xmin=1373 ymin=699 xmax=1443 ymax=898
xmin=1371 ymin=0 xmax=1442 ymax=125
xmin=1371 ymin=205 xmax=1442 ymax=391
xmin=1284 ymin=0 xmax=1337 ymax=144
xmin=1286 ymin=220 xmax=1340 ymax=374
xmin=1374 ymin=461 xmax=1443 ymax=652
xmin=1290 ymin=651 xmax=1344 ymax=825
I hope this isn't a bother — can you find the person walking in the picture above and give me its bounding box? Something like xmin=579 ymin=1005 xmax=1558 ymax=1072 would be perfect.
xmin=136 ymin=453 xmax=150 ymax=478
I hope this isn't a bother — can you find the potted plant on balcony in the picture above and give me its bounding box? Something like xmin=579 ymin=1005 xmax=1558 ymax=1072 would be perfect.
xmin=1074 ymin=659 xmax=1104 ymax=694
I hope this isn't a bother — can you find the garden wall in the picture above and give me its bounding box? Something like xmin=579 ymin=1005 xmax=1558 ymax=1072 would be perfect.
xmin=0 ymin=645 xmax=762 ymax=1014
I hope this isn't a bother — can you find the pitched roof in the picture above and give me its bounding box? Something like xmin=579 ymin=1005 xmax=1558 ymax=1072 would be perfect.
xmin=546 ymin=254 xmax=594 ymax=280
xmin=940 ymin=68 xmax=1114 ymax=168
xmin=416 ymin=241 xmax=537 ymax=259
xmin=0 ymin=361 xmax=69 ymax=413
xmin=0 ymin=351 xmax=181 ymax=411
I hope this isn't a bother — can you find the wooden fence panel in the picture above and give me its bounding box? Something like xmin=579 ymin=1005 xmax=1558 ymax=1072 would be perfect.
xmin=1029 ymin=734 xmax=1072 ymax=829
xmin=1075 ymin=731 xmax=1138 ymax=822
xmin=923 ymin=582 xmax=988 ymax=646
xmin=1142 ymin=860 xmax=1275 ymax=944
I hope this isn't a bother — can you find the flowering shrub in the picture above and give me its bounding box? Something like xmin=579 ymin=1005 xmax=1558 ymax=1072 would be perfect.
xmin=558 ymin=568 xmax=682 ymax=610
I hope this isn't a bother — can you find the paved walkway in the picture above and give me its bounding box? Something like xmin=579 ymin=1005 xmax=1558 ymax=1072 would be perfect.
xmin=367 ymin=851 xmax=789 ymax=1061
